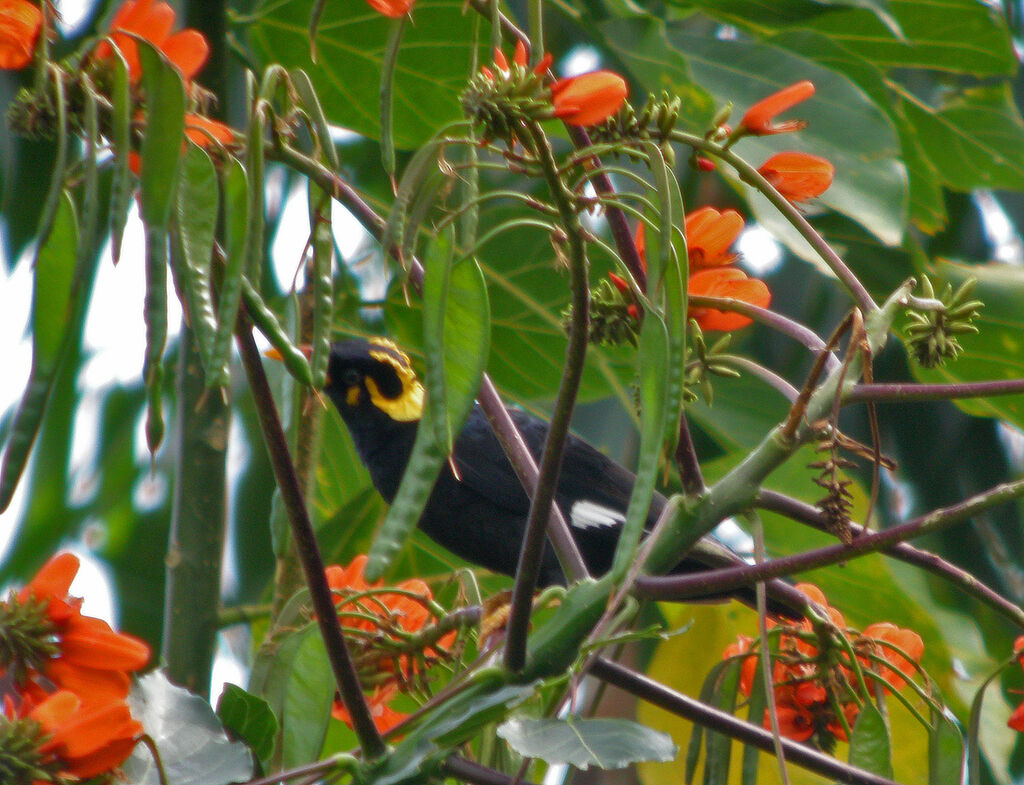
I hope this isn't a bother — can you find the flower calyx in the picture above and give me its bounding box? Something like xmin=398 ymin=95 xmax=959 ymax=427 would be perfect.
xmin=461 ymin=41 xmax=553 ymax=146
xmin=903 ymin=275 xmax=983 ymax=368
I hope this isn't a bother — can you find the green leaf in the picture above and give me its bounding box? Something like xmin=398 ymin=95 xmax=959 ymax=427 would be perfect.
xmin=250 ymin=0 xmax=483 ymax=149
xmin=173 ymin=143 xmax=220 ymax=379
xmin=848 ymin=702 xmax=893 ymax=777
xmin=497 ymin=717 xmax=677 ymax=769
xmin=136 ymin=40 xmax=186 ymax=229
xmin=421 ymin=228 xmax=490 ymax=451
xmin=900 ymin=85 xmax=1024 ymax=193
xmin=216 ymin=683 xmax=279 ymax=765
xmin=808 ymin=0 xmax=902 ymax=38
xmin=928 ymin=711 xmax=964 ymax=785
xmin=252 ymin=624 xmax=334 ymax=770
xmin=683 ymin=0 xmax=1015 ymax=75
xmin=31 ymin=190 xmax=78 ymax=371
xmin=124 ymin=671 xmax=254 ymax=785
xmin=910 ymin=259 xmax=1024 ymax=432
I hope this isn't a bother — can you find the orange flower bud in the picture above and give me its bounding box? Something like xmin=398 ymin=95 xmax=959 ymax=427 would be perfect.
xmin=365 ymin=0 xmax=414 ymax=17
xmin=184 ymin=113 xmax=237 ymax=148
xmin=758 ymin=151 xmax=833 ymax=202
xmin=0 ymin=0 xmax=41 ymax=70
xmin=550 ymin=70 xmax=628 ymax=127
xmin=740 ymin=81 xmax=814 ymax=136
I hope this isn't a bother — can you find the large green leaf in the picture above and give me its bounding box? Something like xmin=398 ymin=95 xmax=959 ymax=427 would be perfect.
xmin=497 ymin=717 xmax=677 ymax=769
xmin=598 ymin=20 xmax=907 ymax=246
xmin=681 ymin=0 xmax=1015 ymax=76
xmin=909 ymin=259 xmax=1024 ymax=432
xmin=900 ymin=85 xmax=1024 ymax=193
xmin=248 ymin=0 xmax=481 ymax=149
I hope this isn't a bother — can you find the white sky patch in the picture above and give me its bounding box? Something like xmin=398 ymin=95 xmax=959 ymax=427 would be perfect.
xmin=560 ymin=46 xmax=600 ymax=77
xmin=736 ymin=223 xmax=783 ymax=276
xmin=974 ymin=190 xmax=1024 ymax=266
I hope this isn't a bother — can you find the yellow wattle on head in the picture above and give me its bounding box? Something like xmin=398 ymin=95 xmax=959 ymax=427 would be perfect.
xmin=366 ymin=338 xmax=424 ymax=422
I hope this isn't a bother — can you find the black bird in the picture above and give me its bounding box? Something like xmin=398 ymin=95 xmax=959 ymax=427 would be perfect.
xmin=320 ymin=337 xmax=793 ymax=611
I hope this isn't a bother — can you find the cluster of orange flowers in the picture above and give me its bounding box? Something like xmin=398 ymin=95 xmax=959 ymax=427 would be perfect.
xmin=326 ymin=555 xmax=456 ymax=734
xmin=722 ymin=584 xmax=923 ymax=747
xmin=1008 ymin=636 xmax=1024 ymax=732
xmin=0 ymin=553 xmax=150 ymax=782
xmin=607 ymin=207 xmax=769 ymax=332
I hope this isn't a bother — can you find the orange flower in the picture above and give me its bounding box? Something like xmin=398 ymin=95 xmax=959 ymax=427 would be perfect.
xmin=365 ymin=0 xmax=414 ymax=17
xmin=94 ymin=0 xmax=209 ymax=84
xmin=684 ymin=207 xmax=744 ymax=269
xmin=859 ymin=622 xmax=924 ymax=691
xmin=689 ymin=268 xmax=770 ymax=331
xmin=758 ymin=151 xmax=833 ymax=202
xmin=0 ymin=0 xmax=41 ymax=70
xmin=29 ymin=690 xmax=142 ymax=779
xmin=740 ymin=81 xmax=814 ymax=136
xmin=769 ymin=702 xmax=815 ymax=742
xmin=331 ymin=683 xmax=408 ymax=734
xmin=325 ymin=555 xmax=455 ymax=728
xmin=1013 ymin=635 xmax=1024 ymax=670
xmin=15 ymin=553 xmax=150 ymax=706
xmin=550 ymin=70 xmax=628 ymax=126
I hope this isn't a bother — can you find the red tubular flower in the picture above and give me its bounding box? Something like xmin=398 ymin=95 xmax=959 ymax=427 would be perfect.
xmin=690 ymin=268 xmax=770 ymax=332
xmin=0 ymin=0 xmax=41 ymax=70
xmin=365 ymin=0 xmax=414 ymax=17
xmin=740 ymin=81 xmax=815 ymax=136
xmin=722 ymin=635 xmax=757 ymax=696
xmin=758 ymin=151 xmax=834 ymax=202
xmin=550 ymin=70 xmax=628 ymax=126
xmin=769 ymin=703 xmax=815 ymax=742
xmin=29 ymin=690 xmax=142 ymax=779
xmin=94 ymin=0 xmax=209 ymax=84
xmin=684 ymin=206 xmax=744 ymax=269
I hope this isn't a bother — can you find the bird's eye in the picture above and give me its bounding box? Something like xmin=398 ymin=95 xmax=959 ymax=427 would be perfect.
xmin=341 ymin=368 xmax=361 ymax=387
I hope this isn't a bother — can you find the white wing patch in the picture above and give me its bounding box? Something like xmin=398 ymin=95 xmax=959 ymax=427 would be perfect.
xmin=570 ymin=500 xmax=626 ymax=530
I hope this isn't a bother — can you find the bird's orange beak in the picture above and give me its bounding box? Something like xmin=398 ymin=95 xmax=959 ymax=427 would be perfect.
xmin=262 ymin=344 xmax=313 ymax=361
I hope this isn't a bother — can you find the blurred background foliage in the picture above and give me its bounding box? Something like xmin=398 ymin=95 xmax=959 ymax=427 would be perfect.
xmin=2 ymin=0 xmax=1024 ymax=781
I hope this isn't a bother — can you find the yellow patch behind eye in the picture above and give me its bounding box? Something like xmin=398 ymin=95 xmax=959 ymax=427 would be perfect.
xmin=346 ymin=386 xmax=360 ymax=406
xmin=365 ymin=376 xmax=424 ymax=422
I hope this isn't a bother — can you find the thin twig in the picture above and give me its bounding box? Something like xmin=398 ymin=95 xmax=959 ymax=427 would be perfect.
xmin=235 ymin=319 xmax=386 ymax=760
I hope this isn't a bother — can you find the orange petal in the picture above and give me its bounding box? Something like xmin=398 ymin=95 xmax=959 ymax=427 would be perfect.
xmin=740 ymin=80 xmax=814 ymax=136
xmin=689 ymin=268 xmax=770 ymax=331
xmin=364 ymin=0 xmax=414 ymax=16
xmin=684 ymin=207 xmax=744 ymax=269
xmin=184 ymin=113 xmax=235 ymax=147
xmin=551 ymin=71 xmax=628 ymax=127
xmin=161 ymin=29 xmax=208 ymax=81
xmin=0 ymin=0 xmax=43 ymax=70
xmin=45 ymin=659 xmax=131 ymax=705
xmin=59 ymin=615 xmax=151 ymax=671
xmin=1009 ymin=701 xmax=1024 ymax=732
xmin=758 ymin=151 xmax=833 ymax=201
xmin=29 ymin=691 xmax=81 ymax=734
